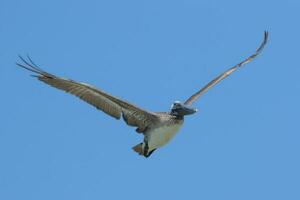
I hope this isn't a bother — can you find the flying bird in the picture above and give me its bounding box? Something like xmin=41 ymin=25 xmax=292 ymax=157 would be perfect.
xmin=18 ymin=31 xmax=268 ymax=157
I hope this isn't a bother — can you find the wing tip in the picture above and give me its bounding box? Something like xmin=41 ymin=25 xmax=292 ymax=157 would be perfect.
xmin=264 ymin=30 xmax=269 ymax=39
xmin=17 ymin=54 xmax=54 ymax=79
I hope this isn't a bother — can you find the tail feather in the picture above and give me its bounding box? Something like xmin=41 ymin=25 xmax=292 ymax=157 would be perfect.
xmin=132 ymin=143 xmax=143 ymax=155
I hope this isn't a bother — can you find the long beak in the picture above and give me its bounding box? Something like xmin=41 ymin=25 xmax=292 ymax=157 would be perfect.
xmin=178 ymin=105 xmax=198 ymax=115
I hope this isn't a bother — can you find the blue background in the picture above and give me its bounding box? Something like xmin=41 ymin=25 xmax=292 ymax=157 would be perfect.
xmin=1 ymin=0 xmax=299 ymax=199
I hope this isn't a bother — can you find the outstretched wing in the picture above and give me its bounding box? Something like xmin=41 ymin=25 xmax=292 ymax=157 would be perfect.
xmin=17 ymin=56 xmax=158 ymax=132
xmin=184 ymin=31 xmax=268 ymax=106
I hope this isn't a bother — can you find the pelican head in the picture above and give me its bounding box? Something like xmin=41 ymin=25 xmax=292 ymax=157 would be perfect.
xmin=170 ymin=101 xmax=198 ymax=117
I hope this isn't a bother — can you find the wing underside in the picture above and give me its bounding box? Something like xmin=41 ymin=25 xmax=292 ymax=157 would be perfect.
xmin=17 ymin=55 xmax=158 ymax=133
xmin=184 ymin=31 xmax=268 ymax=105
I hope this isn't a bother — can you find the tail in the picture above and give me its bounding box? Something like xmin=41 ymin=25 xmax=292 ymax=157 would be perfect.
xmin=132 ymin=143 xmax=157 ymax=158
xmin=132 ymin=143 xmax=144 ymax=155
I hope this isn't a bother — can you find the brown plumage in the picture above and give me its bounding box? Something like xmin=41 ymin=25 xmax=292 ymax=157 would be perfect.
xmin=184 ymin=31 xmax=268 ymax=105
xmin=17 ymin=55 xmax=159 ymax=134
xmin=18 ymin=31 xmax=268 ymax=157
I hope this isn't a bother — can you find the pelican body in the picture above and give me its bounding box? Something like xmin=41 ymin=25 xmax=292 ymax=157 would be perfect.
xmin=17 ymin=32 xmax=268 ymax=157
xmin=132 ymin=102 xmax=196 ymax=157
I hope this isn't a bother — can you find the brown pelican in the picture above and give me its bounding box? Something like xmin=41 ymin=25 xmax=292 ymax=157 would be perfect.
xmin=17 ymin=32 xmax=268 ymax=157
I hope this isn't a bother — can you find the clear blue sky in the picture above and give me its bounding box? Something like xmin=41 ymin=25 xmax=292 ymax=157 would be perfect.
xmin=1 ymin=0 xmax=299 ymax=199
